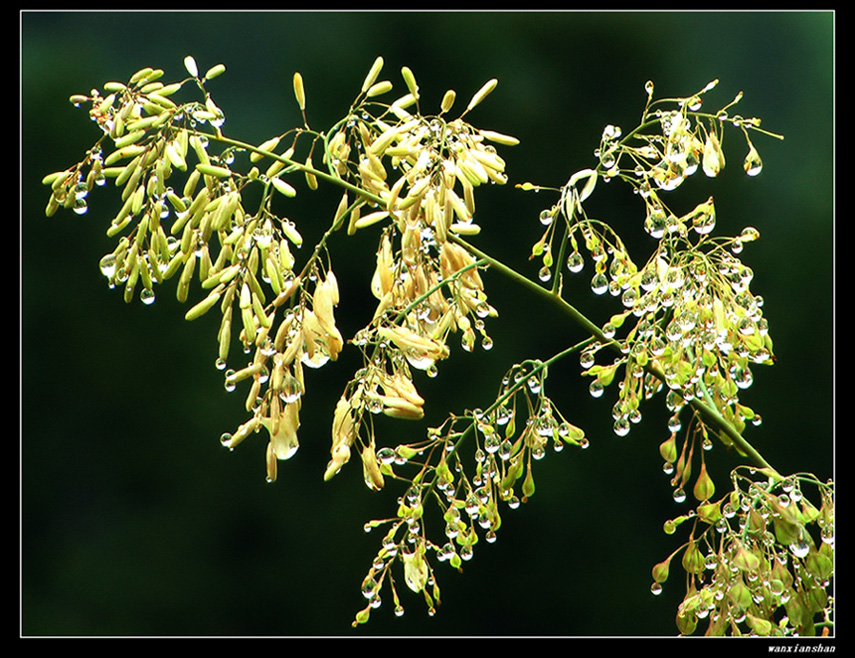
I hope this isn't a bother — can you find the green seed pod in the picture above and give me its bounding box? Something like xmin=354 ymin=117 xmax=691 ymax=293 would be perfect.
xmin=190 ymin=134 xmax=210 ymax=166
xmin=271 ymin=177 xmax=297 ymax=198
xmin=361 ymin=56 xmax=384 ymax=94
xmin=400 ymin=66 xmax=419 ymax=99
xmin=292 ymin=72 xmax=306 ymax=111
xmin=177 ymin=250 xmax=196 ymax=303
xmin=104 ymin=144 xmax=146 ymax=167
xmin=183 ymin=56 xmax=199 ymax=77
xmin=681 ymin=540 xmax=706 ymax=574
xmin=204 ymin=64 xmax=226 ymax=81
xmin=522 ymin=464 xmax=535 ymax=500
xmin=366 ymin=80 xmax=393 ymax=98
xmin=732 ymin=540 xmax=761 ymax=572
xmin=696 ymin=501 xmax=722 ymax=525
xmin=728 ymin=579 xmax=753 ymax=610
xmin=480 ymin=129 xmax=519 ymax=146
xmin=196 ymin=163 xmax=233 ymax=179
xmin=692 ymin=462 xmax=715 ymax=502
xmin=466 ymin=78 xmax=497 ymax=112
xmin=745 ymin=614 xmax=773 ymax=636
xmin=651 ymin=557 xmax=671 ymax=583
xmin=138 ymin=255 xmax=153 ymax=291
xmin=165 ymin=141 xmax=187 ymax=171
xmin=129 ymin=67 xmax=157 ymax=85
xmin=250 ymin=136 xmax=281 ymax=163
xmin=139 ymin=81 xmax=164 ymax=95
xmin=218 ymin=311 xmax=232 ymax=363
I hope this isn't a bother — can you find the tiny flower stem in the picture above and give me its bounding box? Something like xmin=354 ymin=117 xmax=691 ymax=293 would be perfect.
xmin=550 ymin=221 xmax=570 ymax=296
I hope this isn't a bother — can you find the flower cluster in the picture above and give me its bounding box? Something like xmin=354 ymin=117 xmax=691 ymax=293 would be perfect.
xmin=42 ymin=56 xmax=518 ymax=488
xmin=352 ymin=354 xmax=588 ymax=624
xmin=523 ymin=80 xmax=780 ymax=464
xmin=314 ymin=58 xmax=516 ymax=484
xmin=653 ymin=469 xmax=834 ymax=636
xmin=43 ymin=62 xmax=822 ymax=635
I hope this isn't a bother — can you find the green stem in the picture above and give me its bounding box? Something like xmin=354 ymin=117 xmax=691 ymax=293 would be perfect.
xmin=207 ymin=133 xmax=386 ymax=208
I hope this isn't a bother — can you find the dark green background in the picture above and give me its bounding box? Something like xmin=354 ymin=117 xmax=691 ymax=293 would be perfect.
xmin=22 ymin=11 xmax=834 ymax=637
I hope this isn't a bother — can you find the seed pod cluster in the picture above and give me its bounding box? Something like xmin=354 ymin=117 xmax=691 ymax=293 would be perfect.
xmin=659 ymin=471 xmax=834 ymax=636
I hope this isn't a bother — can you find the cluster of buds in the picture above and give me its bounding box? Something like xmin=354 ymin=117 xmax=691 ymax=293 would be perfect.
xmin=580 ymin=224 xmax=775 ymax=448
xmin=319 ymin=61 xmax=518 ymax=487
xmin=531 ymin=81 xmax=780 ymax=449
xmin=221 ymin=267 xmax=345 ymax=482
xmin=653 ymin=470 xmax=834 ymax=636
xmin=352 ymin=354 xmax=590 ymax=625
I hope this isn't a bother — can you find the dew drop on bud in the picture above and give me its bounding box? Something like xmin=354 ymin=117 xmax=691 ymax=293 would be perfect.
xmin=566 ymin=251 xmax=584 ymax=273
xmin=590 ymin=272 xmax=608 ymax=295
xmin=743 ymin=145 xmax=763 ymax=177
xmin=789 ymin=538 xmax=811 ymax=559
xmin=99 ymin=254 xmax=117 ymax=278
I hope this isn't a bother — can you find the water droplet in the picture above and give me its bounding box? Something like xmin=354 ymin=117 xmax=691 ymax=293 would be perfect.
xmin=579 ymin=350 xmax=595 ymax=369
xmin=733 ymin=365 xmax=754 ymax=390
xmin=590 ymin=272 xmax=608 ymax=295
xmin=539 ymin=208 xmax=555 ymax=226
xmin=224 ymin=370 xmax=236 ymax=392
xmin=589 ymin=380 xmax=604 ymax=398
xmin=613 ymin=417 xmax=630 ymax=437
xmin=99 ymin=254 xmax=117 ymax=278
xmin=484 ymin=434 xmax=501 ymax=455
xmin=789 ymin=538 xmax=811 ymax=559
xmin=740 ymin=226 xmax=760 ymax=242
xmin=538 ymin=265 xmax=552 ymax=282
xmin=644 ymin=206 xmax=667 ymax=239
xmin=599 ymin=146 xmax=618 ymax=170
xmin=566 ymin=251 xmax=584 ymax=273
xmin=668 ymin=414 xmax=682 ymax=433
xmin=278 ymin=373 xmax=304 ymax=403
xmin=743 ymin=145 xmax=763 ymax=177
xmin=140 ymin=288 xmax=156 ymax=305
xmin=673 ymin=487 xmax=687 ymax=503
xmin=650 ymin=582 xmax=663 ymax=596
xmin=374 ymin=448 xmax=395 ymax=467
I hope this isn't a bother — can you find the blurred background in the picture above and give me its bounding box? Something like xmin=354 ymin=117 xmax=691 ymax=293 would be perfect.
xmin=22 ymin=11 xmax=834 ymax=637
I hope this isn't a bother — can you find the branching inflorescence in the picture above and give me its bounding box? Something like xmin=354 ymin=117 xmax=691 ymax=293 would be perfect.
xmin=41 ymin=58 xmax=833 ymax=636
